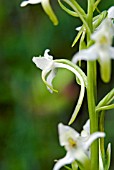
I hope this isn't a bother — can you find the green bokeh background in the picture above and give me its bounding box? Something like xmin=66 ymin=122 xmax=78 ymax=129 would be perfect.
xmin=0 ymin=0 xmax=114 ymax=169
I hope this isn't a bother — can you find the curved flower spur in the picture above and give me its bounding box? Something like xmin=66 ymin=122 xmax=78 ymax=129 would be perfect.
xmin=20 ymin=0 xmax=58 ymax=25
xmin=32 ymin=49 xmax=86 ymax=124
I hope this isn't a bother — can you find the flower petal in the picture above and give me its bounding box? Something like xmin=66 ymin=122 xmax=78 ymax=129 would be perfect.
xmin=81 ymin=119 xmax=90 ymax=138
xmin=44 ymin=49 xmax=53 ymax=60
xmin=32 ymin=49 xmax=53 ymax=70
xmin=41 ymin=65 xmax=58 ymax=93
xmin=72 ymin=45 xmax=97 ymax=63
xmin=58 ymin=123 xmax=79 ymax=147
xmin=32 ymin=56 xmax=53 ymax=70
xmin=53 ymin=152 xmax=74 ymax=170
xmin=93 ymin=18 xmax=114 ymax=41
xmin=46 ymin=68 xmax=57 ymax=93
xmin=109 ymin=46 xmax=114 ymax=59
xmin=108 ymin=6 xmax=114 ymax=19
xmin=84 ymin=132 xmax=105 ymax=150
xmin=76 ymin=26 xmax=82 ymax=31
xmin=20 ymin=0 xmax=41 ymax=7
xmin=83 ymin=119 xmax=90 ymax=133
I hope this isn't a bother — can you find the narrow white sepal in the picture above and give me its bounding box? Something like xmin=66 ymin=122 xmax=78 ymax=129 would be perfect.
xmin=84 ymin=132 xmax=105 ymax=150
xmin=76 ymin=26 xmax=81 ymax=31
xmin=20 ymin=1 xmax=29 ymax=7
xmin=53 ymin=152 xmax=74 ymax=170
xmin=72 ymin=45 xmax=97 ymax=64
xmin=81 ymin=119 xmax=90 ymax=138
xmin=83 ymin=119 xmax=90 ymax=133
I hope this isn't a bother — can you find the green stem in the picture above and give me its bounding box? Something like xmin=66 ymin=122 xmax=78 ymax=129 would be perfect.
xmin=87 ymin=1 xmax=99 ymax=169
xmin=87 ymin=0 xmax=94 ymax=31
xmin=87 ymin=61 xmax=98 ymax=170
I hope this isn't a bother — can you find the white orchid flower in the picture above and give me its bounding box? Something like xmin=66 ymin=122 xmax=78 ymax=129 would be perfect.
xmin=32 ymin=49 xmax=85 ymax=124
xmin=32 ymin=49 xmax=56 ymax=93
xmin=80 ymin=120 xmax=111 ymax=170
xmin=72 ymin=19 xmax=114 ymax=83
xmin=53 ymin=122 xmax=105 ymax=170
xmin=20 ymin=0 xmax=58 ymax=25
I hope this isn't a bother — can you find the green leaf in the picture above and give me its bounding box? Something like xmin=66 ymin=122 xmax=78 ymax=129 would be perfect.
xmin=72 ymin=29 xmax=83 ymax=47
xmin=79 ymin=30 xmax=86 ymax=50
xmin=96 ymin=104 xmax=114 ymax=112
xmin=93 ymin=0 xmax=102 ymax=12
xmin=96 ymin=88 xmax=114 ymax=109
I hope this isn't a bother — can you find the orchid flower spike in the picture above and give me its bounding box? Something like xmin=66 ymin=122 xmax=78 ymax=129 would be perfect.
xmin=32 ymin=49 xmax=85 ymax=123
xmin=72 ymin=18 xmax=114 ymax=83
xmin=20 ymin=0 xmax=58 ymax=25
xmin=53 ymin=122 xmax=105 ymax=170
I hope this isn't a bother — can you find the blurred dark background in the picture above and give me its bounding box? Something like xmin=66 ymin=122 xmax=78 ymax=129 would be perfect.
xmin=0 ymin=0 xmax=114 ymax=169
